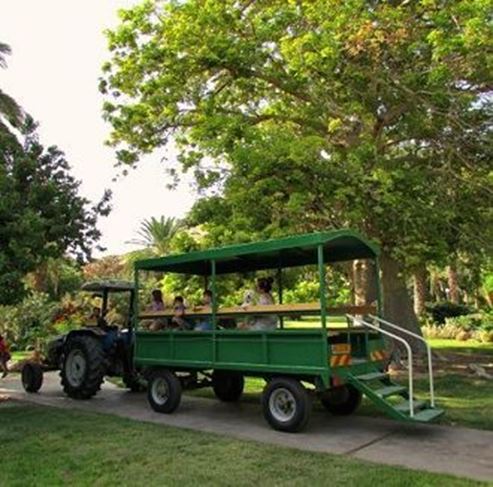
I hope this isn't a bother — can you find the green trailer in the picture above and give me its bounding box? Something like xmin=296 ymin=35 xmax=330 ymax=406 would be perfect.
xmin=133 ymin=230 xmax=443 ymax=432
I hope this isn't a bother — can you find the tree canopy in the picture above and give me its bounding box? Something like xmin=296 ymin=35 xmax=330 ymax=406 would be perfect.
xmin=101 ymin=0 xmax=493 ymax=329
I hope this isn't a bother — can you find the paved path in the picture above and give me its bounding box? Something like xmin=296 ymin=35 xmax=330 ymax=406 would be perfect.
xmin=1 ymin=372 xmax=492 ymax=482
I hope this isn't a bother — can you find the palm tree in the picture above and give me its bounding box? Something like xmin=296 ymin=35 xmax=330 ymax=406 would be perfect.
xmin=128 ymin=216 xmax=184 ymax=255
xmin=0 ymin=42 xmax=24 ymax=128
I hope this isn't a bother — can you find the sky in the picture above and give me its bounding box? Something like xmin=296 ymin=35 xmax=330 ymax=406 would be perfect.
xmin=0 ymin=1 xmax=196 ymax=256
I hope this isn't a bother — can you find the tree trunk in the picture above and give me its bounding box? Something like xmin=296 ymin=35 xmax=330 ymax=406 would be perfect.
xmin=447 ymin=265 xmax=460 ymax=304
xmin=413 ymin=266 xmax=428 ymax=317
xmin=380 ymin=253 xmax=423 ymax=347
xmin=353 ymin=259 xmax=377 ymax=305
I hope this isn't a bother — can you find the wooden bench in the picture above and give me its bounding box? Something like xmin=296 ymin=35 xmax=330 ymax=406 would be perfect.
xmin=138 ymin=303 xmax=376 ymax=320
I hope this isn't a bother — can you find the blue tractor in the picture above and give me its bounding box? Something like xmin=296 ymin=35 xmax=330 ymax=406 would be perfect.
xmin=21 ymin=280 xmax=143 ymax=398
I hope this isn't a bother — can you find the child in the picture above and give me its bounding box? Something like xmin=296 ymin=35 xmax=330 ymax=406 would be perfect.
xmin=0 ymin=334 xmax=11 ymax=378
xmin=171 ymin=296 xmax=192 ymax=330
xmin=194 ymin=290 xmax=213 ymax=331
xmin=147 ymin=289 xmax=168 ymax=331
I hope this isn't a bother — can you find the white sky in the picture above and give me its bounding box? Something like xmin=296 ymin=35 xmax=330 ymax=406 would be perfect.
xmin=0 ymin=0 xmax=196 ymax=256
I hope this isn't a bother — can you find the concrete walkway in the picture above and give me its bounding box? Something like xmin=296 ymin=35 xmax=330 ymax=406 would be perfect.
xmin=1 ymin=372 xmax=492 ymax=482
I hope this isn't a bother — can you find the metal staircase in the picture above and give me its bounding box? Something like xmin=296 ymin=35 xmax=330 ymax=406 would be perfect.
xmin=345 ymin=314 xmax=445 ymax=423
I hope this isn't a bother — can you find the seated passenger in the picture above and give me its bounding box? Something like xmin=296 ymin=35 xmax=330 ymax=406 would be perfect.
xmin=194 ymin=290 xmax=213 ymax=331
xmin=171 ymin=296 xmax=193 ymax=330
xmin=241 ymin=277 xmax=278 ymax=330
xmin=252 ymin=277 xmax=278 ymax=330
xmin=147 ymin=289 xmax=168 ymax=331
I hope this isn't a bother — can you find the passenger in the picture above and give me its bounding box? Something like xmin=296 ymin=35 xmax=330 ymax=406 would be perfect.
xmin=147 ymin=289 xmax=168 ymax=331
xmin=171 ymin=296 xmax=192 ymax=330
xmin=150 ymin=289 xmax=165 ymax=311
xmin=194 ymin=290 xmax=213 ymax=331
xmin=0 ymin=334 xmax=11 ymax=378
xmin=250 ymin=277 xmax=278 ymax=330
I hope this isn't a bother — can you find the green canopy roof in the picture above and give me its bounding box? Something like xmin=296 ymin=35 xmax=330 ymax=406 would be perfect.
xmin=81 ymin=280 xmax=135 ymax=293
xmin=134 ymin=229 xmax=379 ymax=276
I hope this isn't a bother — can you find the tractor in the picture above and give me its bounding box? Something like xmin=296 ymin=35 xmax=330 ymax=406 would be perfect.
xmin=21 ymin=280 xmax=144 ymax=399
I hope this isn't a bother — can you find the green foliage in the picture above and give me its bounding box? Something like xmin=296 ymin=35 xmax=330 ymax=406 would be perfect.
xmin=0 ymin=119 xmax=111 ymax=305
xmin=426 ymin=301 xmax=471 ymax=324
xmin=0 ymin=293 xmax=57 ymax=350
xmin=128 ymin=216 xmax=184 ymax=255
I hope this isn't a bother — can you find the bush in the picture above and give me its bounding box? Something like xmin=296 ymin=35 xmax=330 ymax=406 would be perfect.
xmin=0 ymin=293 xmax=57 ymax=350
xmin=422 ymin=311 xmax=493 ymax=342
xmin=445 ymin=314 xmax=484 ymax=331
xmin=426 ymin=302 xmax=471 ymax=324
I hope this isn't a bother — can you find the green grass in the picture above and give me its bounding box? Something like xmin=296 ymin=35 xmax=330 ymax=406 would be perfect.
xmin=10 ymin=351 xmax=30 ymax=362
xmin=0 ymin=404 xmax=483 ymax=486
xmin=427 ymin=338 xmax=493 ymax=356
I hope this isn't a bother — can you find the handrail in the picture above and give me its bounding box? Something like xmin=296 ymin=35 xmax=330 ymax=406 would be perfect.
xmin=346 ymin=314 xmax=415 ymax=417
xmin=369 ymin=315 xmax=435 ymax=407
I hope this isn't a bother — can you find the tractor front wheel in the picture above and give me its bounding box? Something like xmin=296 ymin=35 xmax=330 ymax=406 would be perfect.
xmin=21 ymin=363 xmax=43 ymax=393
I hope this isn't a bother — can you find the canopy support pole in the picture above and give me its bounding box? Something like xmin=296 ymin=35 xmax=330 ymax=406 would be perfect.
xmin=133 ymin=270 xmax=140 ymax=331
xmin=211 ymin=260 xmax=217 ymax=329
xmin=375 ymin=257 xmax=383 ymax=317
xmin=318 ymin=245 xmax=327 ymax=329
xmin=277 ymin=267 xmax=284 ymax=329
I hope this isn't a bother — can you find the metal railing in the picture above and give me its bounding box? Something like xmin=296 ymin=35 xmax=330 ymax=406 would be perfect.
xmin=369 ymin=314 xmax=435 ymax=408
xmin=346 ymin=314 xmax=416 ymax=417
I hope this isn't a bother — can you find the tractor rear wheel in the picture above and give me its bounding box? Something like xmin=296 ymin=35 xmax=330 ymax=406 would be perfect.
xmin=60 ymin=335 xmax=105 ymax=400
xmin=320 ymin=384 xmax=362 ymax=415
xmin=21 ymin=362 xmax=43 ymax=393
xmin=212 ymin=370 xmax=244 ymax=402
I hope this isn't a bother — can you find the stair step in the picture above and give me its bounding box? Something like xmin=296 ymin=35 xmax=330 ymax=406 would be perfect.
xmin=411 ymin=408 xmax=445 ymax=423
xmin=374 ymin=385 xmax=406 ymax=398
xmin=395 ymin=400 xmax=427 ymax=413
xmin=356 ymin=372 xmax=387 ymax=381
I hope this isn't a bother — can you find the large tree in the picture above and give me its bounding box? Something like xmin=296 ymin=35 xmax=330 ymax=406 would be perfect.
xmin=0 ymin=119 xmax=111 ymax=304
xmin=101 ymin=0 xmax=492 ymax=332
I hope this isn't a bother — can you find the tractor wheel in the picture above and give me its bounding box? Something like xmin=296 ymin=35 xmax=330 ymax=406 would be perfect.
xmin=21 ymin=363 xmax=43 ymax=393
xmin=320 ymin=384 xmax=362 ymax=415
xmin=60 ymin=335 xmax=105 ymax=400
xmin=262 ymin=377 xmax=312 ymax=433
xmin=147 ymin=369 xmax=182 ymax=414
xmin=212 ymin=370 xmax=244 ymax=402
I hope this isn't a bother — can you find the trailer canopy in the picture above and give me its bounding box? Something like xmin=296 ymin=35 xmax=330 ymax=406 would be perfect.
xmin=134 ymin=229 xmax=379 ymax=276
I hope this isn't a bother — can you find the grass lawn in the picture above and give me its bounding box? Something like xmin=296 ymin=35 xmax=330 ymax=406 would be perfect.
xmin=427 ymin=338 xmax=493 ymax=356
xmin=0 ymin=403 xmax=484 ymax=487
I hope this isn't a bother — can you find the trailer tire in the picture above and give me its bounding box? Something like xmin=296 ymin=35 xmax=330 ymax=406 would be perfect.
xmin=262 ymin=377 xmax=311 ymax=432
xmin=147 ymin=369 xmax=182 ymax=414
xmin=21 ymin=363 xmax=43 ymax=393
xmin=60 ymin=335 xmax=105 ymax=400
xmin=212 ymin=371 xmax=244 ymax=402
xmin=320 ymin=384 xmax=362 ymax=415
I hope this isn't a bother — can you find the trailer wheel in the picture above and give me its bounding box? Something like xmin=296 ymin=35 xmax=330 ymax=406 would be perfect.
xmin=21 ymin=363 xmax=43 ymax=393
xmin=147 ymin=369 xmax=182 ymax=414
xmin=320 ymin=384 xmax=362 ymax=415
xmin=262 ymin=377 xmax=312 ymax=432
xmin=212 ymin=371 xmax=244 ymax=402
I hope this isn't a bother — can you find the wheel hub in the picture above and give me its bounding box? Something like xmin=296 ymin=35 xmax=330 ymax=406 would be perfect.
xmin=151 ymin=377 xmax=169 ymax=406
xmin=269 ymin=387 xmax=296 ymax=422
xmin=65 ymin=350 xmax=87 ymax=387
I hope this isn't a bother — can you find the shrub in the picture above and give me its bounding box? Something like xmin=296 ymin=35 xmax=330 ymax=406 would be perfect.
xmin=426 ymin=301 xmax=471 ymax=324
xmin=445 ymin=313 xmax=484 ymax=331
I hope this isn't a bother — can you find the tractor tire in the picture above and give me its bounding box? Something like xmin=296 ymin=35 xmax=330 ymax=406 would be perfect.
xmin=212 ymin=370 xmax=244 ymax=402
xmin=320 ymin=384 xmax=362 ymax=415
xmin=60 ymin=335 xmax=105 ymax=400
xmin=262 ymin=377 xmax=312 ymax=433
xmin=147 ymin=369 xmax=182 ymax=414
xmin=21 ymin=363 xmax=43 ymax=393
